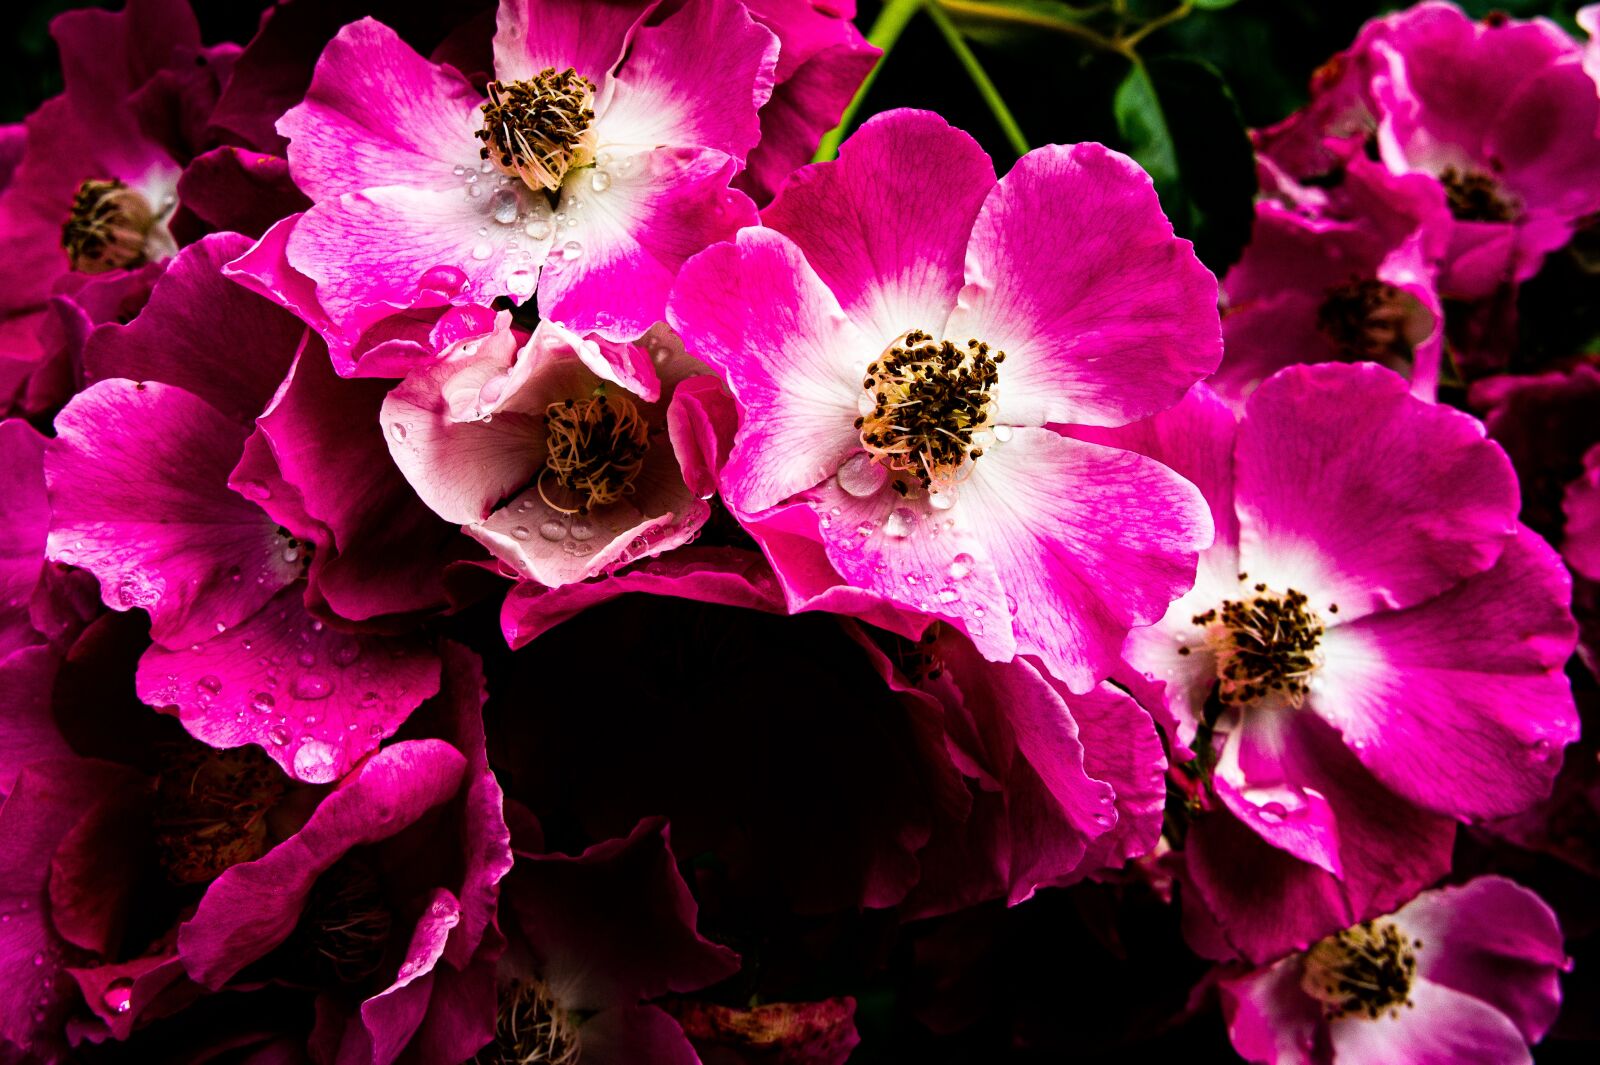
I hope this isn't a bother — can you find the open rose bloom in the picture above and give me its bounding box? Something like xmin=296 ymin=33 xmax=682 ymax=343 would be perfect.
xmin=5 ymin=0 xmax=1600 ymax=1060
xmin=670 ymin=109 xmax=1221 ymax=690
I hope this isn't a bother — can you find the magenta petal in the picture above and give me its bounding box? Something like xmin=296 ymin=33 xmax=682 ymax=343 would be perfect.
xmin=0 ymin=420 xmax=50 ymax=658
xmin=505 ymin=818 xmax=740 ymax=1011
xmin=1328 ymin=978 xmax=1532 ymax=1065
xmin=83 ymin=233 xmax=303 ymax=426
xmin=668 ymin=226 xmax=868 ymax=513
xmin=1236 ymin=362 xmax=1519 ymax=620
xmin=0 ymin=758 xmax=142 ymax=1059
xmin=1394 ymin=876 xmax=1567 ymax=1043
xmin=536 ymin=147 xmax=757 ymax=343
xmin=178 ymin=739 xmax=467 ymax=988
xmin=278 ymin=18 xmax=481 ymax=201
xmin=493 ymin=0 xmax=652 ymax=86
xmin=601 ymin=0 xmax=778 ymax=160
xmin=136 ymin=586 xmax=442 ymax=783
xmin=500 ymin=547 xmax=783 ymax=649
xmin=45 ymin=381 xmax=301 ymax=648
xmin=1563 ymin=444 xmax=1600 ymax=582
xmin=355 ymin=888 xmax=461 ymax=1065
xmin=67 ymin=953 xmax=188 ymax=1044
xmin=177 ymin=146 xmax=311 ymax=239
xmin=0 ymin=648 xmax=73 ymax=792
xmin=762 ymin=109 xmax=994 ymax=346
xmin=579 ymin=1004 xmax=700 ymax=1065
xmin=1219 ymin=955 xmax=1325 ymax=1065
xmin=947 ymin=142 xmax=1221 ymax=428
xmin=1316 ymin=528 xmax=1578 ymax=821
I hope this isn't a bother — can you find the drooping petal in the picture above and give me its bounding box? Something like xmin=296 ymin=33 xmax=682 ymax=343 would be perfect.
xmin=504 ymin=818 xmax=740 ymax=1012
xmin=761 ymin=109 xmax=994 ymax=347
xmin=45 ymin=381 xmax=301 ymax=649
xmin=136 ymin=586 xmax=442 ymax=784
xmin=1328 ymin=978 xmax=1532 ymax=1065
xmin=1218 ymin=955 xmax=1324 ymax=1065
xmin=946 ymin=142 xmax=1221 ymax=428
xmin=178 ymin=739 xmax=467 ymax=989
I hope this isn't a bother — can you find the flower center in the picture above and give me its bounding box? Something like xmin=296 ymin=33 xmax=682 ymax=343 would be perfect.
xmin=474 ymin=979 xmax=580 ymax=1065
xmin=1186 ymin=585 xmax=1324 ymax=709
xmin=1316 ymin=279 xmax=1415 ymax=366
xmin=855 ymin=330 xmax=1002 ymax=501
xmin=153 ymin=743 xmax=285 ymax=885
xmin=476 ymin=69 xmax=597 ymax=194
xmin=62 ymin=178 xmax=157 ymax=273
xmin=538 ymin=390 xmax=650 ymax=515
xmin=1439 ymin=165 xmax=1520 ymax=223
xmin=296 ymin=854 xmax=394 ymax=985
xmin=1301 ymin=920 xmax=1420 ymax=1020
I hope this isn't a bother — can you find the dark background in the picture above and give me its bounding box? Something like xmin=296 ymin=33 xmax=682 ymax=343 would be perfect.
xmin=5 ymin=1 xmax=1597 ymax=1061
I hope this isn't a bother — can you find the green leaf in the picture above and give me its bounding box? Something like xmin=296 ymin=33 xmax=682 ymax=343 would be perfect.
xmin=1191 ymin=0 xmax=1244 ymax=9
xmin=1113 ymin=62 xmax=1178 ymax=190
xmin=1113 ymin=56 xmax=1254 ymax=273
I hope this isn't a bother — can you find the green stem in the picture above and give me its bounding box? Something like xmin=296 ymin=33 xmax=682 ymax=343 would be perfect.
xmin=924 ymin=1 xmax=1030 ymax=158
xmin=1121 ymin=0 xmax=1193 ymax=48
xmin=934 ymin=0 xmax=1131 ymax=58
xmin=812 ymin=0 xmax=924 ymax=163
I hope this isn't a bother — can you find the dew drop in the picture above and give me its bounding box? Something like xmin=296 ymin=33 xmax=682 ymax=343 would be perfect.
xmin=590 ymin=169 xmax=612 ymax=192
xmin=333 ymin=642 xmax=361 ymax=667
xmin=569 ymin=518 xmax=595 ymax=541
xmin=835 ymin=452 xmax=887 ymax=498
xmin=559 ymin=240 xmax=583 ymax=260
xmin=928 ymin=491 xmax=955 ymax=511
xmin=199 ymin=674 xmax=222 ymax=694
xmin=296 ymin=652 xmax=315 ymax=668
xmin=524 ymin=218 xmax=552 ymax=240
xmin=31 ymin=952 xmax=45 ymax=966
xmin=538 ymin=518 xmax=567 ymax=541
xmin=419 ymin=265 xmax=466 ymax=297
xmin=511 ymin=526 xmax=531 ymax=541
xmin=488 ymin=188 xmax=519 ymax=224
xmin=471 ymin=241 xmax=493 ymax=261
xmin=948 ymin=553 xmax=974 ymax=579
xmin=292 ymin=739 xmax=339 ymax=783
xmin=292 ymin=674 xmax=332 ymax=700
xmin=389 ymin=422 xmax=409 ymax=443
xmin=884 ymin=507 xmax=916 ymax=538
xmin=992 ymin=425 xmax=1014 ymax=443
xmin=281 ymin=544 xmax=300 ymax=563
xmin=936 ymin=587 xmax=960 ymax=604
xmin=251 ymin=691 xmax=276 ymax=713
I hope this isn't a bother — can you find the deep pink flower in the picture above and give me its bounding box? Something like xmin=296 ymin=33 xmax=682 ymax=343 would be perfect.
xmin=1220 ymin=877 xmax=1568 ymax=1065
xmin=0 ymin=0 xmax=256 ymax=380
xmin=1218 ymin=157 xmax=1449 ymax=408
xmin=380 ymin=313 xmax=713 ymax=588
xmin=1107 ymin=364 xmax=1576 ymax=961
xmin=483 ymin=817 xmax=740 ymax=1064
xmin=668 ymin=110 xmax=1220 ymax=691
xmin=274 ymin=0 xmax=776 ymax=353
xmin=1564 ymin=444 xmax=1600 ymax=582
xmin=43 ymin=235 xmax=447 ymax=782
xmin=1258 ymin=2 xmax=1600 ymax=301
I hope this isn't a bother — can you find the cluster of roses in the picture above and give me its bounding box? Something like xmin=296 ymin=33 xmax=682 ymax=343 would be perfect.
xmin=0 ymin=0 xmax=1595 ymax=1061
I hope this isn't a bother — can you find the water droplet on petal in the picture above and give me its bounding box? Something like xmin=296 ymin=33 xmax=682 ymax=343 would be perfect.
xmin=488 ymin=188 xmax=519 ymax=224
xmin=420 ymin=265 xmax=466 ymax=297
xmin=505 ymin=268 xmax=536 ymax=298
xmin=292 ymin=739 xmax=339 ymax=783
xmin=539 ymin=518 xmax=567 ymax=541
xmin=471 ymin=241 xmax=493 ymax=261
xmin=292 ymin=674 xmax=332 ymax=700
xmin=992 ymin=425 xmax=1013 ymax=443
xmin=511 ymin=526 xmax=531 ymax=541
xmin=590 ymin=169 xmax=612 ymax=192
xmin=835 ymin=452 xmax=886 ymax=498
xmin=333 ymin=642 xmax=361 ymax=667
xmin=884 ymin=507 xmax=915 ymax=538
xmin=101 ymin=978 xmax=134 ymax=1015
xmin=559 ymin=240 xmax=583 ymax=260
xmin=31 ymin=952 xmax=45 ymax=966
xmin=389 ymin=422 xmax=409 ymax=443
xmin=569 ymin=519 xmax=595 ymax=541
xmin=949 ymin=553 xmax=974 ymax=579
xmin=928 ymin=491 xmax=955 ymax=511
xmin=199 ymin=674 xmax=222 ymax=694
